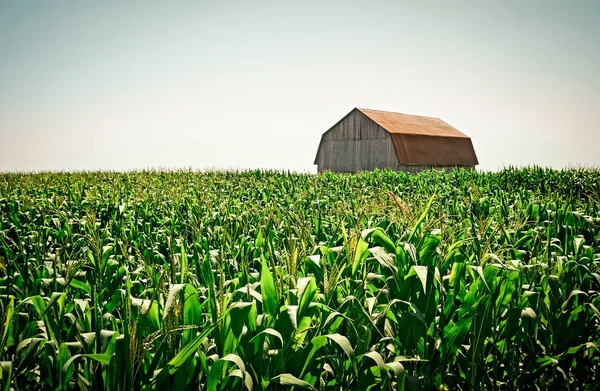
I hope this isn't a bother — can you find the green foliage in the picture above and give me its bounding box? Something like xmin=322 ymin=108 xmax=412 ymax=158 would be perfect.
xmin=0 ymin=167 xmax=599 ymax=390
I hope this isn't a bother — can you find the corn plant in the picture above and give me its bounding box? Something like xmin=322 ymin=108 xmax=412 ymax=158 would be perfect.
xmin=0 ymin=167 xmax=599 ymax=390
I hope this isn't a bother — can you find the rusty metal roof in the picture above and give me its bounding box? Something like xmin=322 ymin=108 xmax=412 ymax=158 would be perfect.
xmin=357 ymin=108 xmax=469 ymax=138
xmin=358 ymin=108 xmax=478 ymax=166
xmin=391 ymin=133 xmax=478 ymax=166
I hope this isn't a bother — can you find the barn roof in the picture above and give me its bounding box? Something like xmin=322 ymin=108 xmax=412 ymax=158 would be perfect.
xmin=357 ymin=108 xmax=478 ymax=166
xmin=357 ymin=108 xmax=469 ymax=138
xmin=314 ymin=108 xmax=478 ymax=167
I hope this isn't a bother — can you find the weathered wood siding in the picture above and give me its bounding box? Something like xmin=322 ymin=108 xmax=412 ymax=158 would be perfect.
xmin=315 ymin=110 xmax=399 ymax=172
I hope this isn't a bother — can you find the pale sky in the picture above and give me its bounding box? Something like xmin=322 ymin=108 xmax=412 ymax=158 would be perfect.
xmin=1 ymin=0 xmax=599 ymax=172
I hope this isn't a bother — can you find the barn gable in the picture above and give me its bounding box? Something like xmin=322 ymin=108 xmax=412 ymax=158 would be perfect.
xmin=314 ymin=108 xmax=478 ymax=172
xmin=314 ymin=109 xmax=399 ymax=172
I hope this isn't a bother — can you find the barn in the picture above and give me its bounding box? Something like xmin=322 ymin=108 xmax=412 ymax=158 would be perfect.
xmin=314 ymin=108 xmax=478 ymax=173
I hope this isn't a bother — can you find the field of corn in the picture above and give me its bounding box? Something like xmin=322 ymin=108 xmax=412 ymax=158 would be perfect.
xmin=0 ymin=167 xmax=599 ymax=390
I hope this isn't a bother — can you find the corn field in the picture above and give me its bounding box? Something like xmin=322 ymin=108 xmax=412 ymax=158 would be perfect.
xmin=0 ymin=167 xmax=599 ymax=390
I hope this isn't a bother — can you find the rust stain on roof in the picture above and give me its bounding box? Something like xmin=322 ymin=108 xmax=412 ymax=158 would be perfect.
xmin=357 ymin=108 xmax=469 ymax=138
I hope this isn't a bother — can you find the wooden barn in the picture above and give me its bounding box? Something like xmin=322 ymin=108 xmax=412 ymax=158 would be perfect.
xmin=314 ymin=108 xmax=478 ymax=173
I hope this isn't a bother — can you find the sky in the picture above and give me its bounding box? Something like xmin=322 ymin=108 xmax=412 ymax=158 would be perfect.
xmin=1 ymin=0 xmax=599 ymax=172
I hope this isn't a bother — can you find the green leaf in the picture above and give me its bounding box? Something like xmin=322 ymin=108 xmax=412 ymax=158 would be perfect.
xmin=57 ymin=343 xmax=73 ymax=389
xmin=385 ymin=361 xmax=406 ymax=391
xmin=260 ymin=257 xmax=278 ymax=319
xmin=270 ymin=373 xmax=316 ymax=389
xmin=325 ymin=333 xmax=355 ymax=364
xmin=590 ymin=303 xmax=600 ymax=320
xmin=449 ymin=262 xmax=466 ymax=287
xmin=561 ymin=290 xmax=588 ymax=311
xmin=362 ymin=228 xmax=396 ymax=254
xmin=25 ymin=295 xmax=47 ymax=317
xmin=69 ymin=279 xmax=91 ymax=295
xmin=62 ymin=353 xmax=112 ymax=373
xmin=370 ymin=247 xmax=397 ymax=273
xmin=469 ymin=265 xmax=490 ymax=292
xmin=222 ymin=302 xmax=253 ymax=355
xmin=441 ymin=317 xmax=473 ymax=364
xmin=207 ymin=354 xmax=248 ymax=391
xmin=300 ymin=336 xmax=328 ymax=377
xmin=183 ymin=285 xmax=202 ymax=346
xmin=163 ymin=283 xmax=186 ymax=320
xmin=1 ymin=297 xmax=13 ymax=350
xmin=407 ymin=195 xmax=435 ymax=243
xmin=534 ymin=356 xmax=558 ymax=371
xmin=167 ymin=330 xmax=211 ymax=375
xmin=352 ymin=237 xmax=370 ymax=276
xmin=180 ymin=239 xmax=188 ymax=285
xmin=385 ymin=360 xmax=405 ymax=375
xmin=0 ymin=361 xmax=13 ymax=391
xmin=227 ymin=369 xmax=254 ymax=391
xmin=248 ymin=328 xmax=284 ymax=347
xmin=297 ymin=277 xmax=317 ymax=320
xmin=409 ymin=265 xmax=428 ymax=294
xmin=206 ymin=358 xmax=226 ymax=391
xmin=201 ymin=254 xmax=219 ymax=324
xmin=521 ymin=307 xmax=537 ymax=320
xmin=161 ymin=311 xmax=226 ymax=380
xmin=363 ymin=351 xmax=387 ymax=379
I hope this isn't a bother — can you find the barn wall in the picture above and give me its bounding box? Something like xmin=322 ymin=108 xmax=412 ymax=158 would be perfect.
xmin=316 ymin=110 xmax=399 ymax=172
